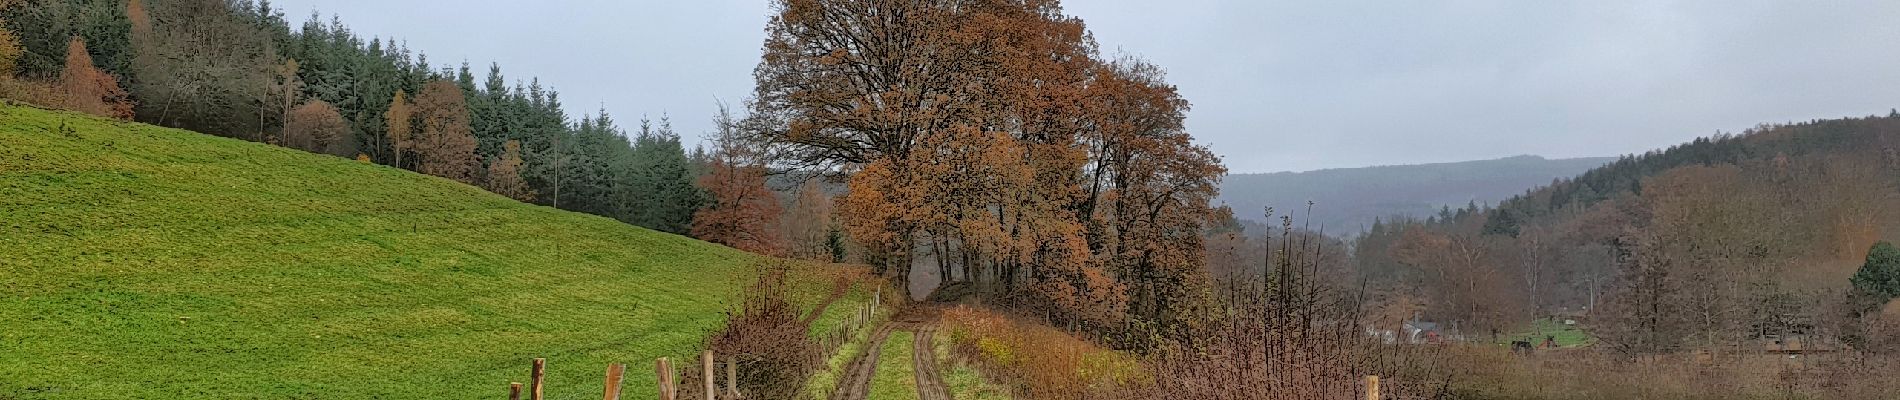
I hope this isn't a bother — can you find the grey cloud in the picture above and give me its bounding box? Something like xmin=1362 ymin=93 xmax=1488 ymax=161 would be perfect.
xmin=274 ymin=0 xmax=1900 ymax=172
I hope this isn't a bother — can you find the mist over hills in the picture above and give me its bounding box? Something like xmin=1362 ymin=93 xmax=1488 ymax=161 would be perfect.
xmin=1217 ymin=155 xmax=1614 ymax=235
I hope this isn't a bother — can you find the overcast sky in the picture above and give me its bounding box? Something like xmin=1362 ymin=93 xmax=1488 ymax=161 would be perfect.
xmin=268 ymin=1 xmax=1900 ymax=173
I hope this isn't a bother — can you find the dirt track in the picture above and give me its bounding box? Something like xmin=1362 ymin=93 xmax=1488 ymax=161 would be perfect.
xmin=830 ymin=324 xmax=895 ymax=400
xmin=912 ymin=326 xmax=952 ymax=400
xmin=830 ymin=307 xmax=953 ymax=400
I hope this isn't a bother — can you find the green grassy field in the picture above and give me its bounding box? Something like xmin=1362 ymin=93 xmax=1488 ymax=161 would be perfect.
xmin=0 ymin=103 xmax=854 ymax=399
xmin=867 ymin=331 xmax=918 ymax=399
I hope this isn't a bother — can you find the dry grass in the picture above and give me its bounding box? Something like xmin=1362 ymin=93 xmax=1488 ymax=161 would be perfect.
xmin=939 ymin=306 xmax=1145 ymax=399
xmin=1442 ymin=347 xmax=1900 ymax=400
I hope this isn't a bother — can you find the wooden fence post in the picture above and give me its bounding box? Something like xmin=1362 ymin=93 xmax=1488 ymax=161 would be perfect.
xmin=602 ymin=363 xmax=625 ymax=400
xmin=1364 ymin=375 xmax=1380 ymax=400
xmin=726 ymin=355 xmax=739 ymax=398
xmin=657 ymin=357 xmax=677 ymax=400
xmin=703 ymin=351 xmax=716 ymax=400
xmin=530 ymin=358 xmax=546 ymax=400
xmin=509 ymin=382 xmax=522 ymax=400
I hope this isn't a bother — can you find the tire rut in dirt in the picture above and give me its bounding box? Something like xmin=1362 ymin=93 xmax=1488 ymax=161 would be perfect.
xmin=912 ymin=327 xmax=953 ymax=400
xmin=830 ymin=325 xmax=896 ymax=400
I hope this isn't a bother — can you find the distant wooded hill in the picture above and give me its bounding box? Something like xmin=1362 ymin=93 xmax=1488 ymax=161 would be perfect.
xmin=1349 ymin=112 xmax=1900 ymax=350
xmin=1216 ymin=155 xmax=1613 ymax=235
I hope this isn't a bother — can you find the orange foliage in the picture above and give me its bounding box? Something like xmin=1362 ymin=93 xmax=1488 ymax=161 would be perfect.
xmin=384 ymin=90 xmax=414 ymax=168
xmin=411 ymin=80 xmax=478 ymax=184
xmin=59 ymin=36 xmax=133 ymax=120
xmin=692 ymin=158 xmax=784 ymax=255
xmin=0 ymin=17 xmax=19 ymax=77
xmin=485 ymin=140 xmax=534 ymax=202
xmin=1078 ymin=58 xmax=1225 ymax=325
xmin=281 ymin=100 xmax=347 ymax=155
xmin=753 ymin=0 xmax=1206 ymax=328
xmin=126 ymin=0 xmax=152 ymax=41
xmin=692 ymin=116 xmax=784 ymax=255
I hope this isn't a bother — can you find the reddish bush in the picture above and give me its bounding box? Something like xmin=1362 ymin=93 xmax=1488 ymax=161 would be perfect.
xmin=282 ymin=100 xmax=348 ymax=155
xmin=59 ymin=36 xmax=133 ymax=120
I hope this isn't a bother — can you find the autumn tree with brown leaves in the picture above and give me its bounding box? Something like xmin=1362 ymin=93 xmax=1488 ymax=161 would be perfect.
xmin=411 ymin=80 xmax=479 ymax=184
xmin=750 ymin=0 xmax=1220 ymax=330
xmin=780 ymin=179 xmax=835 ymax=261
xmin=486 ymin=140 xmax=534 ymax=202
xmin=1080 ymin=57 xmax=1226 ymax=325
xmin=692 ymin=109 xmax=784 ymax=255
xmin=1390 ymin=228 xmax=1522 ymax=333
xmin=59 ymin=36 xmax=133 ymax=120
xmin=752 ymin=0 xmax=977 ymax=297
xmin=384 ymin=90 xmax=415 ymax=169
xmin=281 ymin=99 xmax=348 ymax=155
xmin=0 ymin=0 xmax=20 ymax=78
xmin=270 ymin=59 xmax=304 ymax=138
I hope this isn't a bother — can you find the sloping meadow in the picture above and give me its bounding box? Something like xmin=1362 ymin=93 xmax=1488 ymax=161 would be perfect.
xmin=0 ymin=103 xmax=855 ymax=399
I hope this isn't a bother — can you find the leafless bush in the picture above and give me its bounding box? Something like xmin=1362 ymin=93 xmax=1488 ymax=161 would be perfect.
xmin=697 ymin=262 xmax=821 ymax=399
xmin=1103 ymin=215 xmax=1454 ymax=399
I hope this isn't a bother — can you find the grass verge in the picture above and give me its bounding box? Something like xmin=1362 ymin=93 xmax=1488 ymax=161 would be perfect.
xmin=867 ymin=331 xmax=918 ymax=399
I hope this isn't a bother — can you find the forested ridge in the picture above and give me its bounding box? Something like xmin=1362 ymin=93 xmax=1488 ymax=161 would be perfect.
xmin=1351 ymin=111 xmax=1900 ymax=355
xmin=1217 ymin=155 xmax=1613 ymax=235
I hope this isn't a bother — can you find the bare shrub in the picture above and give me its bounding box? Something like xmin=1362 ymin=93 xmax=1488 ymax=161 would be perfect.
xmin=1118 ymin=216 xmax=1452 ymax=400
xmin=699 ymin=263 xmax=820 ymax=399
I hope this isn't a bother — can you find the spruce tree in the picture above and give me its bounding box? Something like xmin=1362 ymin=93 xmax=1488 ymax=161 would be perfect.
xmin=1852 ymin=241 xmax=1900 ymax=302
xmin=628 ymin=116 xmax=705 ymax=234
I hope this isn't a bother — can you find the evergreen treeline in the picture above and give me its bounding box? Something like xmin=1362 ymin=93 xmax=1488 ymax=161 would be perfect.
xmin=1 ymin=0 xmax=706 ymax=233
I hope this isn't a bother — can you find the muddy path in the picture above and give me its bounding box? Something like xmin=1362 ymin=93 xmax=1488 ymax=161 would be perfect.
xmin=830 ymin=324 xmax=896 ymax=400
xmin=830 ymin=306 xmax=953 ymax=400
xmin=912 ymin=326 xmax=952 ymax=400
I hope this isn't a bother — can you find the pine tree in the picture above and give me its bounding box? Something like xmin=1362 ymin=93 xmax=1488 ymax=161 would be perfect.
xmin=1852 ymin=241 xmax=1900 ymax=302
xmin=629 ymin=116 xmax=703 ymax=234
